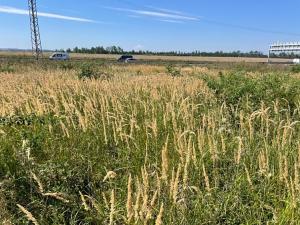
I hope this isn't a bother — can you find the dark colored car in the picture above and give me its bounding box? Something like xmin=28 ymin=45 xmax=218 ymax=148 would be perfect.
xmin=118 ymin=55 xmax=136 ymax=62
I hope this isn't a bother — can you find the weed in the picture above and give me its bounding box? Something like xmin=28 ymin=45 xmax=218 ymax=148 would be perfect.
xmin=166 ymin=64 xmax=181 ymax=77
xmin=1 ymin=59 xmax=300 ymax=224
xmin=78 ymin=63 xmax=112 ymax=80
xmin=291 ymin=65 xmax=300 ymax=73
xmin=0 ymin=64 xmax=15 ymax=73
xmin=59 ymin=62 xmax=74 ymax=70
xmin=204 ymin=71 xmax=300 ymax=110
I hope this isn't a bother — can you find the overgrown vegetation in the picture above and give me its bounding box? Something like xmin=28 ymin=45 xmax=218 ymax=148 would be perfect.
xmin=166 ymin=64 xmax=181 ymax=77
xmin=0 ymin=63 xmax=15 ymax=73
xmin=1 ymin=59 xmax=300 ymax=224
xmin=78 ymin=62 xmax=112 ymax=80
xmin=204 ymin=72 xmax=300 ymax=109
xmin=291 ymin=65 xmax=300 ymax=73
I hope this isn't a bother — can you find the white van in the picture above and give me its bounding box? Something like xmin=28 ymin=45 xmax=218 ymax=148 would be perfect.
xmin=49 ymin=52 xmax=70 ymax=61
xmin=293 ymin=58 xmax=300 ymax=64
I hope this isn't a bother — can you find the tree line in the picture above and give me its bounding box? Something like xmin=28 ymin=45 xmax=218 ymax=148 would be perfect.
xmin=59 ymin=46 xmax=268 ymax=58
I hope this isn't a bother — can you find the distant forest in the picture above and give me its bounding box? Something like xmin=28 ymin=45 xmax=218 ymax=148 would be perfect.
xmin=60 ymin=46 xmax=268 ymax=58
xmin=58 ymin=46 xmax=300 ymax=58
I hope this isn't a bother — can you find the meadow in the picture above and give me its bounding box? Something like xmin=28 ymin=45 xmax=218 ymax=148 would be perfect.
xmin=1 ymin=57 xmax=300 ymax=224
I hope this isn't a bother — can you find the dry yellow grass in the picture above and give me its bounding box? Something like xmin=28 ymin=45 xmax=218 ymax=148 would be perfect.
xmin=16 ymin=204 xmax=39 ymax=225
xmin=0 ymin=67 xmax=212 ymax=117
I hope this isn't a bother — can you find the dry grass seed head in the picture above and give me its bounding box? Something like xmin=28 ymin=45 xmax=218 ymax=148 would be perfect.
xmin=79 ymin=191 xmax=90 ymax=211
xmin=161 ymin=135 xmax=169 ymax=182
xmin=155 ymin=203 xmax=164 ymax=225
xmin=109 ymin=189 xmax=115 ymax=225
xmin=103 ymin=171 xmax=117 ymax=182
xmin=31 ymin=172 xmax=44 ymax=193
xmin=43 ymin=192 xmax=69 ymax=203
xmin=126 ymin=174 xmax=133 ymax=222
xmin=17 ymin=204 xmax=39 ymax=225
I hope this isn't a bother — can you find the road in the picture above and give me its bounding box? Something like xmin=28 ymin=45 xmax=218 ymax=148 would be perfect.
xmin=0 ymin=51 xmax=293 ymax=64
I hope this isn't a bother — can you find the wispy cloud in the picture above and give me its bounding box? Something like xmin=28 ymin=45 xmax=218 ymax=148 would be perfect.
xmin=0 ymin=6 xmax=97 ymax=23
xmin=128 ymin=14 xmax=142 ymax=19
xmin=158 ymin=19 xmax=185 ymax=24
xmin=104 ymin=6 xmax=199 ymax=22
xmin=145 ymin=6 xmax=185 ymax=15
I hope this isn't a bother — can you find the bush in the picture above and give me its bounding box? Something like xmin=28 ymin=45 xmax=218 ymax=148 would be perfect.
xmin=204 ymin=72 xmax=300 ymax=109
xmin=59 ymin=62 xmax=74 ymax=71
xmin=291 ymin=65 xmax=300 ymax=73
xmin=0 ymin=64 xmax=15 ymax=73
xmin=78 ymin=63 xmax=96 ymax=79
xmin=166 ymin=64 xmax=181 ymax=77
xmin=78 ymin=63 xmax=113 ymax=80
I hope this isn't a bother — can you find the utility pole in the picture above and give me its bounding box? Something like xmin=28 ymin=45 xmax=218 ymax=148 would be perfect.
xmin=28 ymin=0 xmax=42 ymax=60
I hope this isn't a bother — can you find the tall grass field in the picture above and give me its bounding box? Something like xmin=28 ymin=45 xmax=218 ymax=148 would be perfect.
xmin=1 ymin=58 xmax=300 ymax=224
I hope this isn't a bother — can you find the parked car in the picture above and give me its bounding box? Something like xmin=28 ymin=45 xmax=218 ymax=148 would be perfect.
xmin=118 ymin=55 xmax=136 ymax=62
xmin=49 ymin=52 xmax=70 ymax=60
xmin=293 ymin=58 xmax=300 ymax=64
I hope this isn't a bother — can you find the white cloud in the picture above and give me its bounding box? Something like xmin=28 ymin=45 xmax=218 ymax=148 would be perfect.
xmin=135 ymin=10 xmax=198 ymax=21
xmin=145 ymin=6 xmax=185 ymax=15
xmin=0 ymin=6 xmax=96 ymax=23
xmin=105 ymin=7 xmax=199 ymax=22
xmin=128 ymin=14 xmax=142 ymax=18
xmin=158 ymin=19 xmax=184 ymax=24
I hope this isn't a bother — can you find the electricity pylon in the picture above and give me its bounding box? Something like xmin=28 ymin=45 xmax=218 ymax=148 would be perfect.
xmin=28 ymin=0 xmax=42 ymax=60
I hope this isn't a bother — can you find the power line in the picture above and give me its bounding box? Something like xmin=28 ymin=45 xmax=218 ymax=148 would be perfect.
xmin=199 ymin=19 xmax=300 ymax=37
xmin=108 ymin=0 xmax=300 ymax=37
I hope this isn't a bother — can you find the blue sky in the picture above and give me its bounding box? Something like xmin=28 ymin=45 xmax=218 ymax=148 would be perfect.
xmin=1 ymin=0 xmax=300 ymax=52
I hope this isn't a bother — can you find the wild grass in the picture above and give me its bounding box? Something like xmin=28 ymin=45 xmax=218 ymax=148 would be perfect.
xmin=1 ymin=60 xmax=300 ymax=224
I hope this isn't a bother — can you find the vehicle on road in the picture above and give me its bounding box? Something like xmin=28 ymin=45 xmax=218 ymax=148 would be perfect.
xmin=49 ymin=52 xmax=70 ymax=60
xmin=118 ymin=55 xmax=136 ymax=63
xmin=293 ymin=58 xmax=300 ymax=64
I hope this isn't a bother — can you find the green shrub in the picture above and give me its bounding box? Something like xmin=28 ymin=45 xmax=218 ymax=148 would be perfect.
xmin=59 ymin=62 xmax=74 ymax=70
xmin=166 ymin=64 xmax=181 ymax=77
xmin=204 ymin=72 xmax=300 ymax=109
xmin=78 ymin=63 xmax=96 ymax=79
xmin=291 ymin=65 xmax=300 ymax=73
xmin=78 ymin=63 xmax=113 ymax=80
xmin=0 ymin=64 xmax=15 ymax=73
